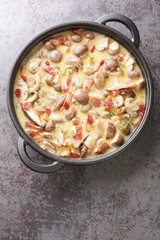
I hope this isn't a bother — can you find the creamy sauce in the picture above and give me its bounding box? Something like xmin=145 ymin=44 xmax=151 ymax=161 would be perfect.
xmin=13 ymin=30 xmax=145 ymax=158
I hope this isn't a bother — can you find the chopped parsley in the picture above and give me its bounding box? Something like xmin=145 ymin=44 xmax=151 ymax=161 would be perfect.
xmin=89 ymin=56 xmax=95 ymax=65
xmin=116 ymin=61 xmax=125 ymax=68
xmin=23 ymin=90 xmax=28 ymax=95
xmin=118 ymin=113 xmax=135 ymax=132
xmin=106 ymin=110 xmax=116 ymax=120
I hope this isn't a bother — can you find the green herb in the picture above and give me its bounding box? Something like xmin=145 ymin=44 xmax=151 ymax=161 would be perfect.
xmin=51 ymin=121 xmax=54 ymax=127
xmin=68 ymin=67 xmax=74 ymax=75
xmin=23 ymin=90 xmax=28 ymax=95
xmin=58 ymin=69 xmax=67 ymax=76
xmin=118 ymin=113 xmax=135 ymax=132
xmin=89 ymin=56 xmax=95 ymax=65
xmin=106 ymin=110 xmax=116 ymax=120
xmin=116 ymin=61 xmax=125 ymax=68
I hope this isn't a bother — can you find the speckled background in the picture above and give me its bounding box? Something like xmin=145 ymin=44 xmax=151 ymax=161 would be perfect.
xmin=0 ymin=0 xmax=160 ymax=239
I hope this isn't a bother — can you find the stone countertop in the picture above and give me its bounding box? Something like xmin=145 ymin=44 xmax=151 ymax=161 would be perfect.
xmin=0 ymin=0 xmax=160 ymax=239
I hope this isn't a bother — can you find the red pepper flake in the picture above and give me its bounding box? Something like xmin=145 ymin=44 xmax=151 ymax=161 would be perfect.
xmin=58 ymin=37 xmax=68 ymax=44
xmin=74 ymin=66 xmax=79 ymax=72
xmin=89 ymin=97 xmax=101 ymax=107
xmin=86 ymin=115 xmax=93 ymax=132
xmin=45 ymin=60 xmax=49 ymax=65
xmin=75 ymin=125 xmax=82 ymax=141
xmin=25 ymin=121 xmax=37 ymax=128
xmin=104 ymin=100 xmax=113 ymax=110
xmin=29 ymin=130 xmax=37 ymax=138
xmin=63 ymin=100 xmax=70 ymax=110
xmin=45 ymin=108 xmax=51 ymax=116
xmin=132 ymin=111 xmax=144 ymax=126
xmin=15 ymin=88 xmax=22 ymax=98
xmin=84 ymin=80 xmax=93 ymax=92
xmin=63 ymin=73 xmax=70 ymax=93
xmin=68 ymin=150 xmax=80 ymax=158
xmin=110 ymin=89 xmax=120 ymax=97
xmin=139 ymin=105 xmax=145 ymax=113
xmin=98 ymin=143 xmax=109 ymax=154
xmin=23 ymin=103 xmax=30 ymax=111
xmin=90 ymin=45 xmax=95 ymax=53
xmin=117 ymin=55 xmax=124 ymax=62
xmin=20 ymin=67 xmax=27 ymax=82
xmin=94 ymin=59 xmax=105 ymax=72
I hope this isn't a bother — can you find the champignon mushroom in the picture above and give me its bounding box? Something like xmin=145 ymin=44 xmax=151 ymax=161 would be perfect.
xmin=85 ymin=32 xmax=95 ymax=40
xmin=80 ymin=144 xmax=88 ymax=158
xmin=29 ymin=73 xmax=41 ymax=92
xmin=108 ymin=41 xmax=120 ymax=55
xmin=122 ymin=124 xmax=131 ymax=135
xmin=111 ymin=132 xmax=124 ymax=146
xmin=52 ymin=95 xmax=66 ymax=111
xmin=79 ymin=103 xmax=92 ymax=112
xmin=101 ymin=89 xmax=110 ymax=98
xmin=71 ymin=44 xmax=88 ymax=57
xmin=114 ymin=95 xmax=124 ymax=108
xmin=27 ymin=92 xmax=39 ymax=103
xmin=44 ymin=40 xmax=56 ymax=51
xmin=84 ymin=135 xmax=97 ymax=149
xmin=33 ymin=91 xmax=50 ymax=112
xmin=105 ymin=59 xmax=117 ymax=72
xmin=41 ymin=140 xmax=56 ymax=152
xmin=70 ymin=34 xmax=82 ymax=42
xmin=71 ymin=75 xmax=82 ymax=90
xmin=72 ymin=117 xmax=80 ymax=125
xmin=57 ymin=130 xmax=65 ymax=146
xmin=65 ymin=55 xmax=83 ymax=68
xmin=94 ymin=72 xmax=104 ymax=89
xmin=48 ymin=50 xmax=63 ymax=63
xmin=120 ymin=89 xmax=135 ymax=100
xmin=74 ymin=89 xmax=89 ymax=105
xmin=106 ymin=122 xmax=116 ymax=139
xmin=46 ymin=75 xmax=54 ymax=86
xmin=128 ymin=70 xmax=140 ymax=79
xmin=28 ymin=58 xmax=41 ymax=74
xmin=134 ymin=79 xmax=145 ymax=91
xmin=83 ymin=65 xmax=95 ymax=75
xmin=40 ymin=47 xmax=49 ymax=58
xmin=99 ymin=66 xmax=109 ymax=78
xmin=65 ymin=107 xmax=77 ymax=120
xmin=125 ymin=98 xmax=139 ymax=114
xmin=92 ymin=119 xmax=104 ymax=138
xmin=44 ymin=122 xmax=55 ymax=132
xmin=96 ymin=37 xmax=109 ymax=51
xmin=17 ymin=80 xmax=28 ymax=100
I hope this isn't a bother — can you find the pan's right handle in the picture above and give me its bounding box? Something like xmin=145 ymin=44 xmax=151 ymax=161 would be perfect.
xmin=95 ymin=14 xmax=140 ymax=48
xmin=18 ymin=136 xmax=64 ymax=173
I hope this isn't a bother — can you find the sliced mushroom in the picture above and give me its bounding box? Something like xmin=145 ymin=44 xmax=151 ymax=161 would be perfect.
xmin=23 ymin=108 xmax=45 ymax=127
xmin=125 ymin=98 xmax=139 ymax=114
xmin=120 ymin=89 xmax=135 ymax=100
xmin=96 ymin=37 xmax=109 ymax=51
xmin=41 ymin=140 xmax=56 ymax=152
xmin=114 ymin=95 xmax=124 ymax=108
xmin=50 ymin=113 xmax=65 ymax=122
xmin=134 ymin=79 xmax=145 ymax=91
xmin=80 ymin=144 xmax=88 ymax=158
xmin=79 ymin=103 xmax=92 ymax=112
xmin=44 ymin=40 xmax=56 ymax=51
xmin=101 ymin=89 xmax=110 ymax=98
xmin=84 ymin=135 xmax=97 ymax=149
xmin=111 ymin=132 xmax=124 ymax=146
xmin=74 ymin=89 xmax=89 ymax=105
xmin=46 ymin=75 xmax=54 ymax=86
xmin=65 ymin=55 xmax=83 ymax=68
xmin=92 ymin=119 xmax=104 ymax=138
xmin=40 ymin=47 xmax=49 ymax=58
xmin=70 ymin=34 xmax=82 ymax=43
xmin=128 ymin=70 xmax=140 ymax=79
xmin=108 ymin=41 xmax=120 ymax=55
xmin=29 ymin=73 xmax=40 ymax=92
xmin=94 ymin=138 xmax=104 ymax=153
xmin=117 ymin=68 xmax=124 ymax=76
xmin=83 ymin=65 xmax=95 ymax=75
xmin=28 ymin=58 xmax=41 ymax=74
xmin=85 ymin=32 xmax=95 ymax=40
xmin=48 ymin=50 xmax=63 ymax=63
xmin=27 ymin=76 xmax=36 ymax=88
xmin=57 ymin=130 xmax=65 ymax=146
xmin=99 ymin=66 xmax=109 ymax=78
xmin=44 ymin=122 xmax=55 ymax=132
xmin=106 ymin=122 xmax=116 ymax=139
xmin=27 ymin=92 xmax=39 ymax=103
xmin=105 ymin=59 xmax=117 ymax=72
xmin=122 ymin=124 xmax=131 ymax=135
xmin=65 ymin=107 xmax=77 ymax=120
xmin=72 ymin=117 xmax=80 ymax=125
xmin=71 ymin=75 xmax=82 ymax=89
xmin=71 ymin=43 xmax=88 ymax=57
xmin=52 ymin=95 xmax=66 ymax=111
xmin=17 ymin=80 xmax=28 ymax=100
xmin=94 ymin=72 xmax=104 ymax=89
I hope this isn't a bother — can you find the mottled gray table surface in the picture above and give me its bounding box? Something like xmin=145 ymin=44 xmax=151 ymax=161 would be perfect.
xmin=0 ymin=0 xmax=160 ymax=239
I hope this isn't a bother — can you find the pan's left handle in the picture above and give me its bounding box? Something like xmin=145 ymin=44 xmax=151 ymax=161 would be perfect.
xmin=18 ymin=136 xmax=64 ymax=173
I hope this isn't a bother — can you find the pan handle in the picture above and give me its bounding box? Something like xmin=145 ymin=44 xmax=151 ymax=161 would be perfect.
xmin=95 ymin=14 xmax=140 ymax=48
xmin=18 ymin=136 xmax=64 ymax=173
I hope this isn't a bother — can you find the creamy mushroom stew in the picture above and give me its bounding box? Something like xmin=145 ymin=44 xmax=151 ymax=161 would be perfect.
xmin=14 ymin=29 xmax=145 ymax=158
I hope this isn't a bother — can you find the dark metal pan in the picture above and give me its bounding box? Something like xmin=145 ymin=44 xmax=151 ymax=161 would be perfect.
xmin=7 ymin=14 xmax=153 ymax=173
